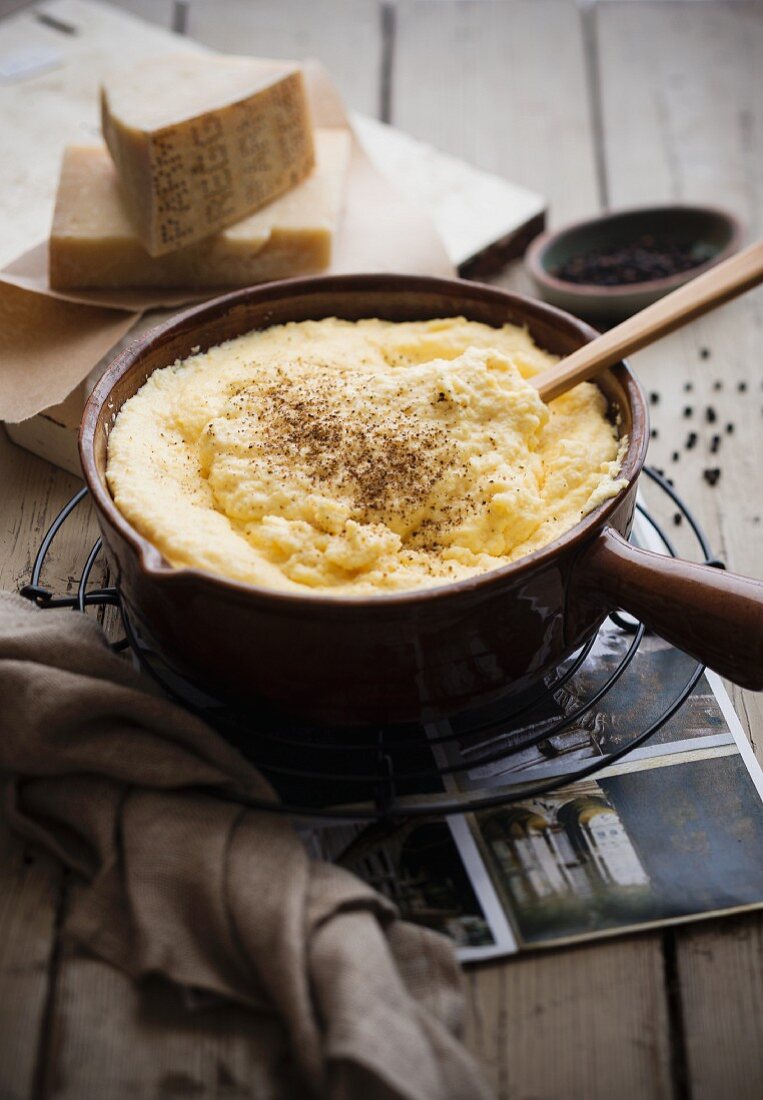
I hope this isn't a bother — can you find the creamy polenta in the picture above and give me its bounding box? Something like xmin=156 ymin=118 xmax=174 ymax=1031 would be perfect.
xmin=106 ymin=317 xmax=627 ymax=594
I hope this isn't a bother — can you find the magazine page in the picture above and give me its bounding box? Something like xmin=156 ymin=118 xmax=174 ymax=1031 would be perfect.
xmin=303 ymin=503 xmax=763 ymax=961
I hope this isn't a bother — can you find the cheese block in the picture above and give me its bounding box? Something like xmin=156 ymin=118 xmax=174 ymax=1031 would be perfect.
xmin=101 ymin=54 xmax=315 ymax=256
xmin=49 ymin=130 xmax=350 ymax=290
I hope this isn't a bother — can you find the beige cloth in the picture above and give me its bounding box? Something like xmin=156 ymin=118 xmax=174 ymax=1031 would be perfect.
xmin=0 ymin=592 xmax=491 ymax=1100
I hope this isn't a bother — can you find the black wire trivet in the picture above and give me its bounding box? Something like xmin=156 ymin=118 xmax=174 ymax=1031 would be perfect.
xmin=20 ymin=467 xmax=723 ymax=823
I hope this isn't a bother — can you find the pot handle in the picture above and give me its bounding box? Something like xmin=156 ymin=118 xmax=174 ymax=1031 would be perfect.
xmin=573 ymin=528 xmax=763 ymax=690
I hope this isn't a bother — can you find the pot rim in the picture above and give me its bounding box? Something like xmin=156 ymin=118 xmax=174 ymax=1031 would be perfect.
xmin=80 ymin=272 xmax=649 ymax=613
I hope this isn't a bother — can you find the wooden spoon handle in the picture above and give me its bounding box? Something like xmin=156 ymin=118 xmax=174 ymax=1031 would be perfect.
xmin=532 ymin=238 xmax=763 ymax=402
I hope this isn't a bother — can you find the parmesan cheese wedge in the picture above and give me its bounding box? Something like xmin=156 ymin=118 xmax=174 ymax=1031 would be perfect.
xmin=101 ymin=54 xmax=315 ymax=256
xmin=49 ymin=130 xmax=350 ymax=290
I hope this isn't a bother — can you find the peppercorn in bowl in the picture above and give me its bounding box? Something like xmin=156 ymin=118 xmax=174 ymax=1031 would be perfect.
xmin=526 ymin=204 xmax=741 ymax=324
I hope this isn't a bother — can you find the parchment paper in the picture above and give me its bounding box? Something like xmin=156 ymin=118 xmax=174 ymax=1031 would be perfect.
xmin=0 ymin=60 xmax=453 ymax=424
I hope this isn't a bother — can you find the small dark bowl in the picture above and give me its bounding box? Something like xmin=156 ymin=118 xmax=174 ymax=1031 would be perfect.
xmin=526 ymin=204 xmax=742 ymax=323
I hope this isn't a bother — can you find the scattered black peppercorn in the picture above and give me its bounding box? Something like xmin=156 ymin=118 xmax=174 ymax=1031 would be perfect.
xmin=683 ymin=406 xmax=693 ymax=418
xmin=684 ymin=381 xmax=693 ymax=392
xmin=712 ymin=380 xmax=722 ymax=391
xmin=705 ymin=406 xmax=717 ymax=423
xmin=673 ymin=512 xmax=683 ymax=526
xmin=710 ymin=434 xmax=721 ymax=454
xmin=650 ymin=427 xmax=659 ymax=439
xmin=671 ymin=451 xmax=680 ymax=462
xmin=649 ymin=391 xmax=660 ymax=405
xmin=703 ymin=467 xmax=721 ymax=486
xmin=700 ymin=347 xmax=711 ymax=360
xmin=686 ymin=432 xmax=698 ymax=449
xmin=726 ymin=422 xmax=734 ymax=434
xmin=738 ymin=381 xmax=748 ymax=392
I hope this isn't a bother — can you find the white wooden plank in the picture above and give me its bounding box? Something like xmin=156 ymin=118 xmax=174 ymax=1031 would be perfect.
xmin=0 ymin=427 xmax=101 ymax=1100
xmin=597 ymin=6 xmax=763 ymax=1098
xmin=187 ymin=0 xmax=383 ymax=116
xmin=0 ymin=820 xmax=62 ymax=1100
xmin=675 ymin=915 xmax=763 ymax=1100
xmin=597 ymin=0 xmax=763 ymax=757
xmin=465 ymin=936 xmax=673 ymax=1100
xmin=392 ymin=0 xmax=599 ymax=227
xmin=392 ymin=3 xmax=675 ymax=1096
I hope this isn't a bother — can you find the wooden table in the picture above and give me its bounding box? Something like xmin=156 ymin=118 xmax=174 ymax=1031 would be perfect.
xmin=1 ymin=2 xmax=762 ymax=1097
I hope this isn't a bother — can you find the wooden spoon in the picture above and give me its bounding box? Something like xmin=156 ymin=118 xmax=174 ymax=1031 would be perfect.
xmin=532 ymin=238 xmax=763 ymax=402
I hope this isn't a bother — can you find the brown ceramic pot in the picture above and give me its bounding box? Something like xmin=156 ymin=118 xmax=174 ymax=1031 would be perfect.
xmin=80 ymin=275 xmax=763 ymax=724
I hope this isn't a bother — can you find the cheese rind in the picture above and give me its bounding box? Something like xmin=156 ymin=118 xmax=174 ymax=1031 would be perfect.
xmin=49 ymin=131 xmax=350 ymax=290
xmin=101 ymin=54 xmax=315 ymax=256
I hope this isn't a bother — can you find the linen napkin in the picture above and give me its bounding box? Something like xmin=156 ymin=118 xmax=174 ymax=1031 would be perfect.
xmin=0 ymin=592 xmax=492 ymax=1100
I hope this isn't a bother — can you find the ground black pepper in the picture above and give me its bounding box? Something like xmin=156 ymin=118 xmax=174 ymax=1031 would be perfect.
xmin=705 ymin=406 xmax=717 ymax=424
xmin=240 ymin=371 xmax=460 ymax=533
xmin=703 ymin=467 xmax=721 ymax=486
